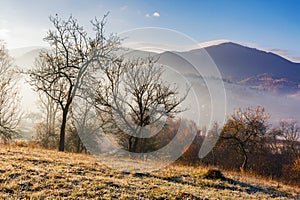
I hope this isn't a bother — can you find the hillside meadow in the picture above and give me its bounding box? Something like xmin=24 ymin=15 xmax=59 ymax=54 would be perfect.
xmin=0 ymin=144 xmax=299 ymax=199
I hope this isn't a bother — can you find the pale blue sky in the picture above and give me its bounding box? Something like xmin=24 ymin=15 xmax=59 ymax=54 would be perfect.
xmin=1 ymin=0 xmax=300 ymax=61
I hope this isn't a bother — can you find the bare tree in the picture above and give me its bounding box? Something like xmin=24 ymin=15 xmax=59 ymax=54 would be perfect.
xmin=221 ymin=106 xmax=270 ymax=171
xmin=35 ymin=58 xmax=60 ymax=137
xmin=0 ymin=41 xmax=22 ymax=143
xmin=95 ymin=57 xmax=188 ymax=153
xmin=206 ymin=122 xmax=222 ymax=165
xmin=28 ymin=14 xmax=120 ymax=151
xmin=34 ymin=88 xmax=60 ymax=149
xmin=278 ymin=119 xmax=300 ymax=157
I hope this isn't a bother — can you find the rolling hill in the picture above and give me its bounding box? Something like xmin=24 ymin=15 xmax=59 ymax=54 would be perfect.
xmin=0 ymin=144 xmax=299 ymax=199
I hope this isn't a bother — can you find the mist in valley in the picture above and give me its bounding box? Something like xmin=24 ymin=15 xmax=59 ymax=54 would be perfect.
xmin=11 ymin=44 xmax=300 ymax=140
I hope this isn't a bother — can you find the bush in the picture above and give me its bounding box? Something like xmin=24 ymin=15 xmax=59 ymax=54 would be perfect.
xmin=180 ymin=132 xmax=203 ymax=165
xmin=281 ymin=157 xmax=300 ymax=185
xmin=34 ymin=122 xmax=59 ymax=150
xmin=202 ymin=169 xmax=226 ymax=180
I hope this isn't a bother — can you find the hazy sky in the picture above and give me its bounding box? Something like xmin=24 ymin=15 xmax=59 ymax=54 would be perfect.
xmin=1 ymin=0 xmax=300 ymax=61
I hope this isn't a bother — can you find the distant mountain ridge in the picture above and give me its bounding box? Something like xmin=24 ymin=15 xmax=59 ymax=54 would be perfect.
xmin=10 ymin=42 xmax=300 ymax=74
xmin=10 ymin=42 xmax=300 ymax=94
xmin=9 ymin=41 xmax=300 ymax=127
xmin=200 ymin=42 xmax=300 ymax=82
xmin=239 ymin=73 xmax=299 ymax=94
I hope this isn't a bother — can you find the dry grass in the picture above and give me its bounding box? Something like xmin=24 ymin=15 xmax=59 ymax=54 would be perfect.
xmin=0 ymin=144 xmax=299 ymax=199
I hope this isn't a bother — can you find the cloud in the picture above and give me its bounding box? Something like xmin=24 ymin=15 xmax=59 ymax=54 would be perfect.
xmin=197 ymin=39 xmax=230 ymax=48
xmin=153 ymin=12 xmax=160 ymax=17
xmin=0 ymin=19 xmax=8 ymax=29
xmin=145 ymin=12 xmax=160 ymax=18
xmin=291 ymin=55 xmax=300 ymax=62
xmin=263 ymin=48 xmax=300 ymax=62
xmin=267 ymin=48 xmax=289 ymax=55
xmin=228 ymin=41 xmax=299 ymax=62
xmin=237 ymin=43 xmax=300 ymax=63
xmin=0 ymin=28 xmax=9 ymax=39
xmin=120 ymin=5 xmax=128 ymax=11
xmin=0 ymin=19 xmax=9 ymax=40
xmin=288 ymin=91 xmax=300 ymax=100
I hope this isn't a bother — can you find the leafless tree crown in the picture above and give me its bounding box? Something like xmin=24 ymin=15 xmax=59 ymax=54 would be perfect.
xmin=0 ymin=41 xmax=22 ymax=143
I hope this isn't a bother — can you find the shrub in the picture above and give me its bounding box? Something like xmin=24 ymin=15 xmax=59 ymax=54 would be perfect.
xmin=202 ymin=169 xmax=226 ymax=180
xmin=281 ymin=157 xmax=300 ymax=185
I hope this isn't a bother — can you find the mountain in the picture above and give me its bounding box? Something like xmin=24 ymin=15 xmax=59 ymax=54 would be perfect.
xmin=8 ymin=42 xmax=300 ymax=127
xmin=200 ymin=42 xmax=300 ymax=82
xmin=153 ymin=42 xmax=300 ymax=123
xmin=10 ymin=47 xmax=46 ymax=70
xmin=9 ymin=46 xmax=44 ymax=58
xmin=238 ymin=73 xmax=299 ymax=94
xmin=156 ymin=42 xmax=300 ymax=94
xmin=13 ymin=42 xmax=300 ymax=84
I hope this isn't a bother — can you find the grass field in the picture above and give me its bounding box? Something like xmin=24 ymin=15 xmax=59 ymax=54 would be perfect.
xmin=0 ymin=144 xmax=299 ymax=199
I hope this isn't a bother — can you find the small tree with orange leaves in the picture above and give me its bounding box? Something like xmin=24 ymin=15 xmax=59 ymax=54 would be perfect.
xmin=220 ymin=106 xmax=270 ymax=171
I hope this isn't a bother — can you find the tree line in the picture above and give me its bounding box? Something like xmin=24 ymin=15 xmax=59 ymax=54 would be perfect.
xmin=181 ymin=106 xmax=300 ymax=185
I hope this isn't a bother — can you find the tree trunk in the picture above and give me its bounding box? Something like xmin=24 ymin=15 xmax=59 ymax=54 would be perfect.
xmin=212 ymin=149 xmax=216 ymax=166
xmin=132 ymin=137 xmax=139 ymax=153
xmin=59 ymin=109 xmax=68 ymax=151
xmin=128 ymin=136 xmax=133 ymax=152
xmin=76 ymin=133 xmax=81 ymax=153
xmin=240 ymin=145 xmax=248 ymax=172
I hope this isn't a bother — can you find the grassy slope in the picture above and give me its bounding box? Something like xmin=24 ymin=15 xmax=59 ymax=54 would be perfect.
xmin=0 ymin=145 xmax=299 ymax=199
